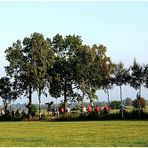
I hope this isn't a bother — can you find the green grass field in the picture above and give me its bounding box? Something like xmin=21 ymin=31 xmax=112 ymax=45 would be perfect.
xmin=0 ymin=121 xmax=148 ymax=147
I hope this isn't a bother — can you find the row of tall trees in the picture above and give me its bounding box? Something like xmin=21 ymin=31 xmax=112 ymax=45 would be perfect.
xmin=0 ymin=32 xmax=148 ymax=119
xmin=1 ymin=32 xmax=112 ymax=118
xmin=105 ymin=60 xmax=148 ymax=118
xmin=113 ymin=60 xmax=148 ymax=103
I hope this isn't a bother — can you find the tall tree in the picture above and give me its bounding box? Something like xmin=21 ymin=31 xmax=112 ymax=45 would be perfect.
xmin=5 ymin=40 xmax=23 ymax=94
xmin=101 ymin=59 xmax=115 ymax=105
xmin=87 ymin=44 xmax=112 ymax=109
xmin=0 ymin=77 xmax=18 ymax=113
xmin=5 ymin=38 xmax=35 ymax=118
xmin=73 ymin=44 xmax=110 ymax=110
xmin=73 ymin=45 xmax=93 ymax=111
xmin=22 ymin=33 xmax=51 ymax=118
xmin=113 ymin=62 xmax=130 ymax=118
xmin=49 ymin=34 xmax=82 ymax=112
xmin=130 ymin=59 xmax=144 ymax=97
xmin=143 ymin=64 xmax=148 ymax=91
xmin=23 ymin=32 xmax=54 ymax=118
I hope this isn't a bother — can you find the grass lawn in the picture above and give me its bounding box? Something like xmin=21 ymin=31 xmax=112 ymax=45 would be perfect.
xmin=0 ymin=120 xmax=148 ymax=147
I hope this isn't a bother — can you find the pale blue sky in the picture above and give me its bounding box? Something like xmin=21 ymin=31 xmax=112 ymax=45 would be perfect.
xmin=0 ymin=1 xmax=148 ymax=104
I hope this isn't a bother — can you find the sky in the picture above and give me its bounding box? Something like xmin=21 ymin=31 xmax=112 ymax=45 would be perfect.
xmin=0 ymin=1 xmax=148 ymax=105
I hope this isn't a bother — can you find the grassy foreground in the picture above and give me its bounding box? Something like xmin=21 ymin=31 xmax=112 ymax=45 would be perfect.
xmin=0 ymin=121 xmax=148 ymax=147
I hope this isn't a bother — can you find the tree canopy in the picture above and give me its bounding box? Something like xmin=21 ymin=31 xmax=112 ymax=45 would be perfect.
xmin=2 ymin=32 xmax=148 ymax=118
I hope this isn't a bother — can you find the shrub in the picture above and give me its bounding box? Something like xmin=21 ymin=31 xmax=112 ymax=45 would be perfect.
xmin=133 ymin=97 xmax=146 ymax=108
xmin=31 ymin=104 xmax=37 ymax=116
xmin=0 ymin=114 xmax=11 ymax=121
xmin=12 ymin=109 xmax=22 ymax=120
xmin=125 ymin=97 xmax=133 ymax=106
xmin=110 ymin=100 xmax=121 ymax=109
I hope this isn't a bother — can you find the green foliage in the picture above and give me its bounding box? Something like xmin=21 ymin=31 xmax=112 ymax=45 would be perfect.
xmin=49 ymin=75 xmax=61 ymax=99
xmin=5 ymin=39 xmax=34 ymax=118
xmin=133 ymin=97 xmax=146 ymax=108
xmin=0 ymin=77 xmax=18 ymax=111
xmin=112 ymin=62 xmax=130 ymax=101
xmin=101 ymin=57 xmax=115 ymax=91
xmin=143 ymin=64 xmax=148 ymax=89
xmin=112 ymin=62 xmax=130 ymax=118
xmin=13 ymin=109 xmax=22 ymax=120
xmin=124 ymin=109 xmax=148 ymax=119
xmin=23 ymin=32 xmax=54 ymax=118
xmin=4 ymin=33 xmax=114 ymax=114
xmin=113 ymin=62 xmax=130 ymax=86
xmin=5 ymin=32 xmax=55 ymax=118
xmin=6 ymin=32 xmax=148 ymax=120
xmin=130 ymin=59 xmax=144 ymax=96
xmin=31 ymin=104 xmax=38 ymax=116
xmin=110 ymin=100 xmax=121 ymax=109
xmin=125 ymin=97 xmax=133 ymax=106
xmin=49 ymin=34 xmax=83 ymax=111
xmin=73 ymin=44 xmax=110 ymax=107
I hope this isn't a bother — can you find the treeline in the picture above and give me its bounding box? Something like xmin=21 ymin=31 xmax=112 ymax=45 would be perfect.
xmin=0 ymin=32 xmax=148 ymax=119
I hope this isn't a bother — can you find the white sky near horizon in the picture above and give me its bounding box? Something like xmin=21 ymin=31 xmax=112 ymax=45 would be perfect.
xmin=0 ymin=1 xmax=148 ymax=105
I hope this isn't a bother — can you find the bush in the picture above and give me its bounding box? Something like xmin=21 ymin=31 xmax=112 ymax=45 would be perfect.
xmin=110 ymin=100 xmax=121 ymax=109
xmin=125 ymin=97 xmax=133 ymax=106
xmin=0 ymin=114 xmax=11 ymax=121
xmin=133 ymin=97 xmax=146 ymax=108
xmin=31 ymin=104 xmax=37 ymax=116
xmin=13 ymin=109 xmax=22 ymax=120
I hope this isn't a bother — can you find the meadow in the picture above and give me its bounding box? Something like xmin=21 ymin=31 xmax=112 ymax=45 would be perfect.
xmin=0 ymin=121 xmax=147 ymax=147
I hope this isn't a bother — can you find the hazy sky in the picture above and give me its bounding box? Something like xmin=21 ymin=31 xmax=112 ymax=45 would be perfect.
xmin=0 ymin=1 xmax=148 ymax=104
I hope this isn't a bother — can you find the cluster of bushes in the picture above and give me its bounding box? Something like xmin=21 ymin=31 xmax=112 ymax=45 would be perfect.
xmin=0 ymin=110 xmax=27 ymax=121
xmin=1 ymin=109 xmax=148 ymax=121
xmin=0 ymin=104 xmax=38 ymax=121
xmin=0 ymin=98 xmax=147 ymax=121
xmin=110 ymin=97 xmax=147 ymax=109
xmin=56 ymin=109 xmax=148 ymax=121
xmin=109 ymin=101 xmax=121 ymax=109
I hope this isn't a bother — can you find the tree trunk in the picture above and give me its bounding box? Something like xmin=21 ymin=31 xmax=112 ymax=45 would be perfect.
xmin=120 ymin=85 xmax=124 ymax=119
xmin=107 ymin=88 xmax=110 ymax=105
xmin=138 ymin=107 xmax=141 ymax=119
xmin=139 ymin=85 xmax=142 ymax=97
xmin=10 ymin=100 xmax=12 ymax=118
xmin=38 ymin=89 xmax=41 ymax=119
xmin=64 ymin=78 xmax=67 ymax=113
xmin=9 ymin=100 xmax=11 ymax=112
xmin=4 ymin=95 xmax=8 ymax=114
xmin=4 ymin=101 xmax=7 ymax=114
xmin=89 ymin=85 xmax=94 ymax=110
xmin=28 ymin=85 xmax=32 ymax=119
xmin=138 ymin=100 xmax=141 ymax=118
xmin=81 ymin=91 xmax=85 ymax=112
xmin=56 ymin=98 xmax=59 ymax=118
